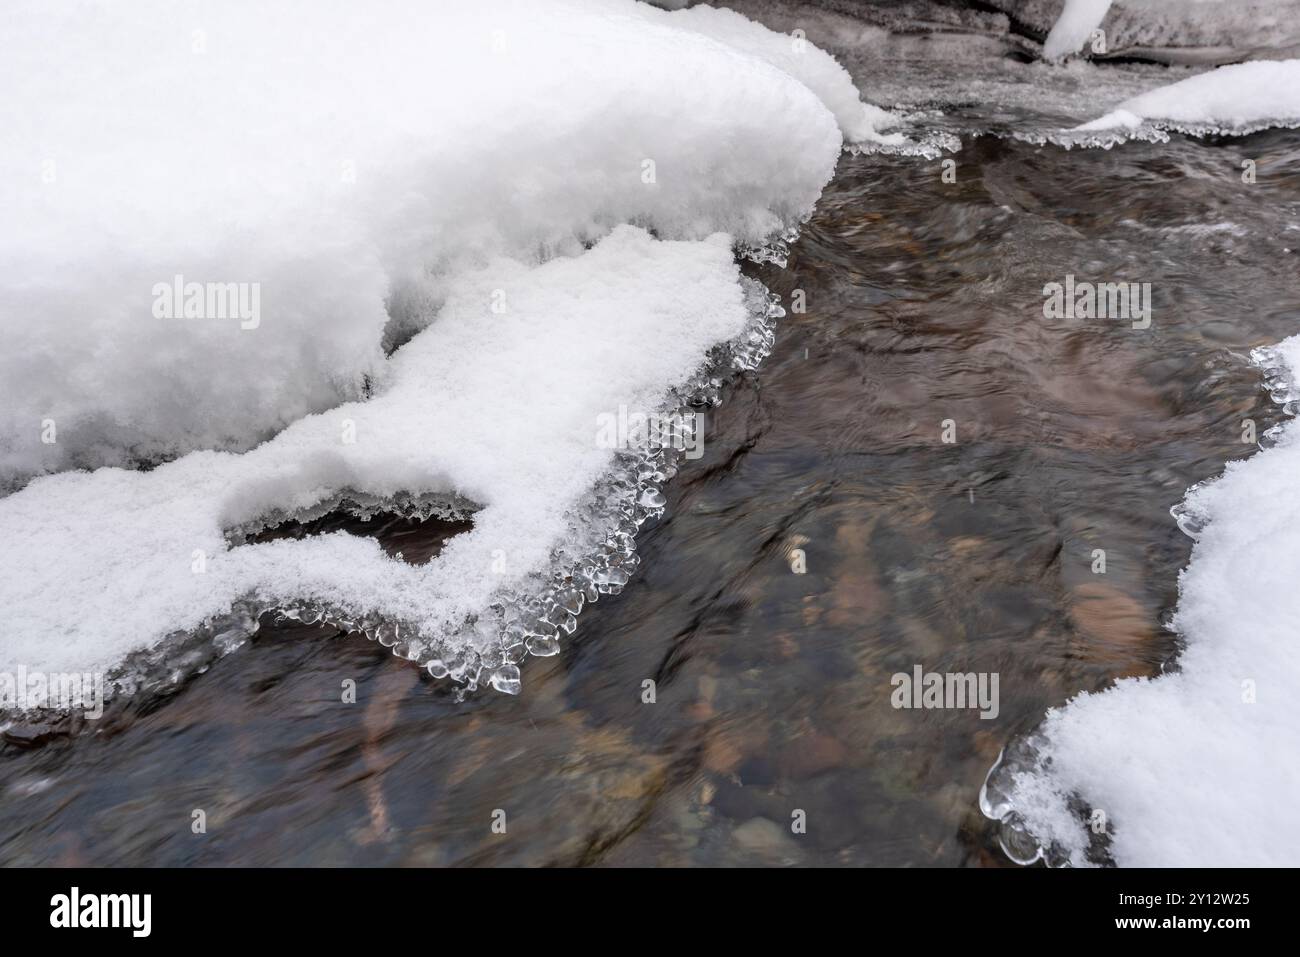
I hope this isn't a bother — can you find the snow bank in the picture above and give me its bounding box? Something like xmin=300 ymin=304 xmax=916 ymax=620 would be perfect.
xmin=661 ymin=4 xmax=903 ymax=144
xmin=986 ymin=338 xmax=1300 ymax=866
xmin=0 ymin=0 xmax=886 ymax=693
xmin=1075 ymin=59 xmax=1300 ymax=132
xmin=0 ymin=226 xmax=760 ymax=691
xmin=1 ymin=0 xmax=890 ymax=487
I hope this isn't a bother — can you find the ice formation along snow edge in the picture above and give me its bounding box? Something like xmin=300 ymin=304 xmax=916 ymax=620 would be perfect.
xmin=0 ymin=0 xmax=895 ymax=702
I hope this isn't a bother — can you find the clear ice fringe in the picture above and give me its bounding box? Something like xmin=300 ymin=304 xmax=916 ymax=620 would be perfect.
xmin=33 ymin=235 xmax=795 ymax=718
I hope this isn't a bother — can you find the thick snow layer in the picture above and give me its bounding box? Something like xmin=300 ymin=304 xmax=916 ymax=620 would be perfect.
xmin=0 ymin=0 xmax=885 ymax=692
xmin=997 ymin=337 xmax=1300 ymax=866
xmin=1076 ymin=59 xmax=1300 ymax=132
xmin=0 ymin=0 xmax=889 ymax=487
xmin=662 ymin=4 xmax=903 ymax=144
xmin=0 ymin=227 xmax=752 ymax=685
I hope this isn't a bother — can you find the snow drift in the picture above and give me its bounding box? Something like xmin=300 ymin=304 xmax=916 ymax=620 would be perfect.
xmin=1074 ymin=58 xmax=1300 ymax=134
xmin=0 ymin=0 xmax=891 ymax=695
xmin=0 ymin=226 xmax=762 ymax=692
xmin=0 ymin=0 xmax=896 ymax=487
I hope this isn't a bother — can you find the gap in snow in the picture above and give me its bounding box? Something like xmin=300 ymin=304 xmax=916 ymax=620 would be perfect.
xmin=236 ymin=495 xmax=480 ymax=568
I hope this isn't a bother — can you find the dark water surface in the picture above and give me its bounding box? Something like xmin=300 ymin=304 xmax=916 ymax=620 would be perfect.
xmin=3 ymin=127 xmax=1299 ymax=865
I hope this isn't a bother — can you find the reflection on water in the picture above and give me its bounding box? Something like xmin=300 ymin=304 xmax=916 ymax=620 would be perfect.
xmin=3 ymin=116 xmax=1300 ymax=866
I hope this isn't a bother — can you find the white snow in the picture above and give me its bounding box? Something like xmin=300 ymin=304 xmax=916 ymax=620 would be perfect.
xmin=1001 ymin=337 xmax=1300 ymax=866
xmin=662 ymin=4 xmax=904 ymax=144
xmin=1037 ymin=0 xmax=1300 ymax=62
xmin=0 ymin=226 xmax=752 ymax=685
xmin=1076 ymin=59 xmax=1300 ymax=131
xmin=0 ymin=0 xmax=888 ymax=691
xmin=1 ymin=0 xmax=892 ymax=487
xmin=1043 ymin=0 xmax=1113 ymax=61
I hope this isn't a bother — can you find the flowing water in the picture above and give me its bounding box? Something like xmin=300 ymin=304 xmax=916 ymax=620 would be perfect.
xmin=3 ymin=25 xmax=1300 ymax=866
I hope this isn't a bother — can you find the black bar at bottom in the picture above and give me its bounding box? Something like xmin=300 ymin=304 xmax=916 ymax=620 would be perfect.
xmin=0 ymin=866 xmax=1282 ymax=941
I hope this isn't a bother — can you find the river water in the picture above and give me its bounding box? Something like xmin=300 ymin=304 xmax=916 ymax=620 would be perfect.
xmin=2 ymin=12 xmax=1298 ymax=867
